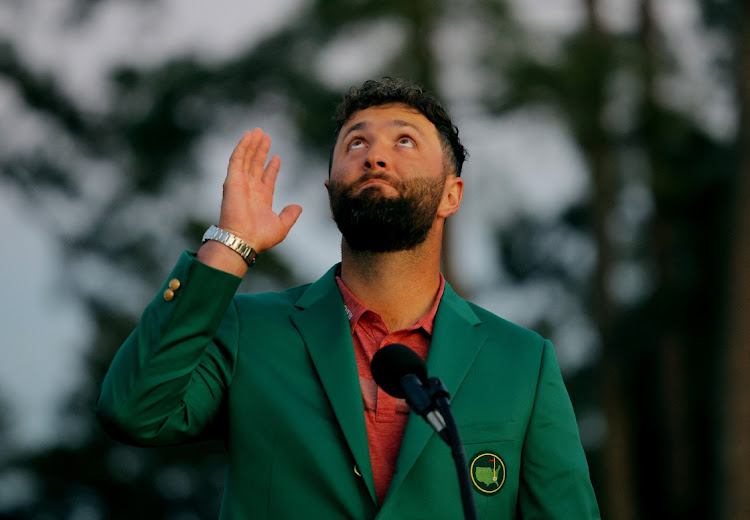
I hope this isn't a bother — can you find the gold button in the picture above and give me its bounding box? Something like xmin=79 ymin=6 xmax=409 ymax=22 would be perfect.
xmin=168 ymin=278 xmax=181 ymax=291
xmin=353 ymin=465 xmax=361 ymax=477
xmin=163 ymin=289 xmax=175 ymax=301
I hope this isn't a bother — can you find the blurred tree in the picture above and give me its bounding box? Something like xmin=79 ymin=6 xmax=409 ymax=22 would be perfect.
xmin=631 ymin=1 xmax=729 ymax=513
xmin=722 ymin=1 xmax=750 ymax=518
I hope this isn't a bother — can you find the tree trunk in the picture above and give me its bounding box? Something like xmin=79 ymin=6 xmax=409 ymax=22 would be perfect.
xmin=638 ymin=1 xmax=694 ymax=515
xmin=582 ymin=1 xmax=637 ymax=518
xmin=724 ymin=3 xmax=750 ymax=517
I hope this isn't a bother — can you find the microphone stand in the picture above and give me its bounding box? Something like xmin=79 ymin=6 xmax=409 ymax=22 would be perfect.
xmin=427 ymin=378 xmax=478 ymax=520
xmin=390 ymin=364 xmax=478 ymax=519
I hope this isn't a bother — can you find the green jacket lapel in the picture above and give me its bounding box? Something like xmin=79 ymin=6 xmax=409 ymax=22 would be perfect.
xmin=384 ymin=283 xmax=487 ymax=503
xmin=290 ymin=265 xmax=377 ymax=504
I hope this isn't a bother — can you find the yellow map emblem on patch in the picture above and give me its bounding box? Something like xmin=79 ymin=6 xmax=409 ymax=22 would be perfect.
xmin=470 ymin=452 xmax=506 ymax=495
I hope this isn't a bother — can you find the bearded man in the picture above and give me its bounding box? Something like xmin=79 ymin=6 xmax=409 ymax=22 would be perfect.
xmin=96 ymin=78 xmax=600 ymax=519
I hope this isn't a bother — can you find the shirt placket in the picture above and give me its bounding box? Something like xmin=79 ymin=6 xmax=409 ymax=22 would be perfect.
xmin=359 ymin=312 xmax=404 ymax=424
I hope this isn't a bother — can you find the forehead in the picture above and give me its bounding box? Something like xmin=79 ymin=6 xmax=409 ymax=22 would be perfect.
xmin=337 ymin=103 xmax=439 ymax=142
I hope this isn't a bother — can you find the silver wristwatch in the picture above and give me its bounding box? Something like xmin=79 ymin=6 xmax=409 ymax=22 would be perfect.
xmin=202 ymin=225 xmax=258 ymax=266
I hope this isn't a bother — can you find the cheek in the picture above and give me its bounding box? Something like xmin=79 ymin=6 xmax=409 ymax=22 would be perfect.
xmin=329 ymin=164 xmax=349 ymax=185
xmin=330 ymin=149 xmax=358 ymax=179
xmin=411 ymin=149 xmax=445 ymax=177
xmin=331 ymin=139 xmax=357 ymax=166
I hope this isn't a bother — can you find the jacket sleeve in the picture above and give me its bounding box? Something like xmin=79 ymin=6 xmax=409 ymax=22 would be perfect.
xmin=517 ymin=339 xmax=601 ymax=519
xmin=94 ymin=251 xmax=243 ymax=446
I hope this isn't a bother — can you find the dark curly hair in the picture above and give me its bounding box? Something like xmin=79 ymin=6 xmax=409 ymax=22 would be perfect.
xmin=329 ymin=77 xmax=467 ymax=176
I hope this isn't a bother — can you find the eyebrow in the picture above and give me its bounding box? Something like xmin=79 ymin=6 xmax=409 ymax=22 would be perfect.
xmin=340 ymin=119 xmax=423 ymax=141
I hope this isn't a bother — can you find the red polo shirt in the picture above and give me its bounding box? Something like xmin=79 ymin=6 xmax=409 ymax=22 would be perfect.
xmin=335 ymin=274 xmax=445 ymax=504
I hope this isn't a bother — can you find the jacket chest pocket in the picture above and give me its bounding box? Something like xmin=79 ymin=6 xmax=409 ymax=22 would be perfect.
xmin=460 ymin=422 xmax=522 ymax=519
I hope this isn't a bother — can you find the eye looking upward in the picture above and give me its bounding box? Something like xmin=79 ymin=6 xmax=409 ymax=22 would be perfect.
xmin=348 ymin=139 xmax=365 ymax=150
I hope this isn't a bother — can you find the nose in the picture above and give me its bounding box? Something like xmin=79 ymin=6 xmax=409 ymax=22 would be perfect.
xmin=364 ymin=141 xmax=388 ymax=170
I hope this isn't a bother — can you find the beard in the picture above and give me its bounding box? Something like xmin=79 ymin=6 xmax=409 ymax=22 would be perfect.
xmin=328 ymin=173 xmax=446 ymax=253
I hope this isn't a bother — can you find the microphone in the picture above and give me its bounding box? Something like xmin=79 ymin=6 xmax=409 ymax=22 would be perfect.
xmin=370 ymin=343 xmax=479 ymax=520
xmin=370 ymin=344 xmax=449 ymax=443
xmin=370 ymin=342 xmax=426 ymax=397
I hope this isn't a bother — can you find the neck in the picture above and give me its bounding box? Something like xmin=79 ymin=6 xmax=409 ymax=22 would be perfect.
xmin=339 ymin=228 xmax=443 ymax=332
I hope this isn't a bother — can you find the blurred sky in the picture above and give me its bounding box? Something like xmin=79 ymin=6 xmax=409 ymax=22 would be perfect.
xmin=0 ymin=0 xmax=721 ymax=453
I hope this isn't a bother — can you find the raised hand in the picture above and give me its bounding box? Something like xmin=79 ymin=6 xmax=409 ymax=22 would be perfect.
xmin=197 ymin=129 xmax=302 ymax=275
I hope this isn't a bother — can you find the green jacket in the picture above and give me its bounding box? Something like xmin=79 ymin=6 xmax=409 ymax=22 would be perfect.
xmin=96 ymin=252 xmax=600 ymax=519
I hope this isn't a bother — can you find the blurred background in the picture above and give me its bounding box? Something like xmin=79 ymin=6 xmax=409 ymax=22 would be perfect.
xmin=0 ymin=0 xmax=747 ymax=518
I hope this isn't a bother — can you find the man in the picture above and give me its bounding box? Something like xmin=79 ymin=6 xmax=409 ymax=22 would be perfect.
xmin=96 ymin=78 xmax=600 ymax=518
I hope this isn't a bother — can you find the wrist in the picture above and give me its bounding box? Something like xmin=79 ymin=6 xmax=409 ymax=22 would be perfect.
xmin=202 ymin=225 xmax=258 ymax=266
xmin=196 ymin=240 xmax=249 ymax=277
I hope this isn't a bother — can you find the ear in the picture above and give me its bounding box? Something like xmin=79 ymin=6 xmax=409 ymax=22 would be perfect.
xmin=437 ymin=176 xmax=463 ymax=218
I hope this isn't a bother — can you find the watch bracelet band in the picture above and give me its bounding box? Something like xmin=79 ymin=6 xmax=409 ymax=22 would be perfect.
xmin=202 ymin=225 xmax=258 ymax=266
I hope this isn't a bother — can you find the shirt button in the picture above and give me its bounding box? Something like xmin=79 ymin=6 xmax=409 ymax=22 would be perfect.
xmin=354 ymin=465 xmax=361 ymax=477
xmin=163 ymin=289 xmax=175 ymax=301
xmin=168 ymin=278 xmax=181 ymax=290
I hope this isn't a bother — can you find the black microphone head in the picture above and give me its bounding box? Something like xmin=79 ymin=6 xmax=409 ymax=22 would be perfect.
xmin=370 ymin=343 xmax=428 ymax=398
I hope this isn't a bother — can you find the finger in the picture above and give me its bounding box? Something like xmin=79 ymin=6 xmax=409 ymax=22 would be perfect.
xmin=278 ymin=204 xmax=303 ymax=233
xmin=241 ymin=128 xmax=263 ymax=174
xmin=262 ymin=155 xmax=281 ymax=187
xmin=226 ymin=131 xmax=253 ymax=182
xmin=247 ymin=133 xmax=272 ymax=179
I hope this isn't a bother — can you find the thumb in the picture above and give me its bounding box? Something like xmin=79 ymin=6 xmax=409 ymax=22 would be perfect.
xmin=278 ymin=204 xmax=303 ymax=233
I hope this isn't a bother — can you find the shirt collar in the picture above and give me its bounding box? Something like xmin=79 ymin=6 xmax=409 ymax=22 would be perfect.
xmin=335 ymin=273 xmax=445 ymax=335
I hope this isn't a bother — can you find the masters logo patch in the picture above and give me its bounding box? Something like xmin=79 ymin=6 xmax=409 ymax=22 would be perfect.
xmin=470 ymin=452 xmax=506 ymax=495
